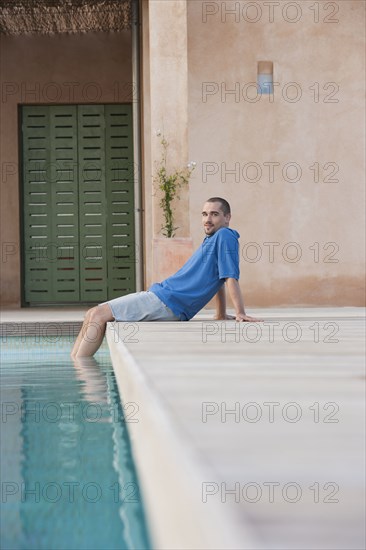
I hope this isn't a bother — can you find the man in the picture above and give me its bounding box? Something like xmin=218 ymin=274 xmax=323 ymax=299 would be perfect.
xmin=71 ymin=197 xmax=261 ymax=358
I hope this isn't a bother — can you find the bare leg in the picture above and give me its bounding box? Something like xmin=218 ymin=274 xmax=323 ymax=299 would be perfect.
xmin=71 ymin=308 xmax=93 ymax=357
xmin=71 ymin=304 xmax=114 ymax=358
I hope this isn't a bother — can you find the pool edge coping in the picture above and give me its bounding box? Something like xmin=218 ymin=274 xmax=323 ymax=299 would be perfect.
xmin=106 ymin=322 xmax=261 ymax=550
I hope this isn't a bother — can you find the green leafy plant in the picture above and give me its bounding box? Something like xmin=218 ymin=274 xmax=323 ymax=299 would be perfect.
xmin=154 ymin=134 xmax=196 ymax=238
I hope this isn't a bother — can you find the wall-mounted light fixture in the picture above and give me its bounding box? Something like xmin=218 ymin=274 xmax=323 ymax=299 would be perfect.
xmin=257 ymin=61 xmax=274 ymax=94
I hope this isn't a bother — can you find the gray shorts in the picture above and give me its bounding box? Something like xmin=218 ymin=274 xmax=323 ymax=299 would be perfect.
xmin=100 ymin=290 xmax=180 ymax=322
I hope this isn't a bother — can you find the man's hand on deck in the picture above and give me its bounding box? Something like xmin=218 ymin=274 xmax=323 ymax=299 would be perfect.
xmin=235 ymin=313 xmax=263 ymax=322
xmin=213 ymin=313 xmax=236 ymax=320
xmin=213 ymin=313 xmax=263 ymax=322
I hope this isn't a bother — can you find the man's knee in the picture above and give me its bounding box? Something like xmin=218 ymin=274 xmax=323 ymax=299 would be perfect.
xmin=85 ymin=306 xmax=98 ymax=319
xmin=87 ymin=305 xmax=113 ymax=325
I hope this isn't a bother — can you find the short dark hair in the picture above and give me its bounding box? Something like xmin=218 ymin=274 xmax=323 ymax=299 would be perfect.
xmin=206 ymin=197 xmax=231 ymax=216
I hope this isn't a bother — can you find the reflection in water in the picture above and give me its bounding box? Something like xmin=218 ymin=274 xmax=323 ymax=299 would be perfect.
xmin=72 ymin=356 xmax=110 ymax=404
xmin=1 ymin=342 xmax=151 ymax=550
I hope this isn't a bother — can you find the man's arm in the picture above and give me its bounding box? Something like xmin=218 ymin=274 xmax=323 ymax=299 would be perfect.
xmin=226 ymin=277 xmax=263 ymax=322
xmin=213 ymin=284 xmax=235 ymax=320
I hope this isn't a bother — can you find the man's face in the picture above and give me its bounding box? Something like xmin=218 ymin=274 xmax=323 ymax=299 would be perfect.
xmin=202 ymin=201 xmax=231 ymax=236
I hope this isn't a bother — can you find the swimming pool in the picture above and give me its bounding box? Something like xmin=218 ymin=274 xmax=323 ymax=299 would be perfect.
xmin=1 ymin=337 xmax=151 ymax=550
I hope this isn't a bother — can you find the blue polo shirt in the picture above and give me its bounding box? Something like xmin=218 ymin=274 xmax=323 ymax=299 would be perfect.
xmin=149 ymin=227 xmax=240 ymax=320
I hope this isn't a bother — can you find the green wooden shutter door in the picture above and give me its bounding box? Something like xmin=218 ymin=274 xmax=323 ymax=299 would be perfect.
xmin=105 ymin=105 xmax=136 ymax=299
xmin=22 ymin=104 xmax=135 ymax=305
xmin=23 ymin=106 xmax=80 ymax=303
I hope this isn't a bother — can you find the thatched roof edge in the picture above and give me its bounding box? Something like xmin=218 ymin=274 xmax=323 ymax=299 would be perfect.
xmin=0 ymin=1 xmax=132 ymax=35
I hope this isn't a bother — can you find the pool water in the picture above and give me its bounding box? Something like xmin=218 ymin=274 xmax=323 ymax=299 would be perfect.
xmin=0 ymin=337 xmax=151 ymax=550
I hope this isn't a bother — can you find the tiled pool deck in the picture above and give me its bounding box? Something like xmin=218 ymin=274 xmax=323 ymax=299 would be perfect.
xmin=1 ymin=306 xmax=365 ymax=549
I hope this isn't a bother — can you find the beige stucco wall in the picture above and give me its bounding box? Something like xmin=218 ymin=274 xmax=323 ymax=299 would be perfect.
xmin=186 ymin=0 xmax=365 ymax=306
xmin=141 ymin=0 xmax=195 ymax=290
xmin=0 ymin=32 xmax=132 ymax=306
xmin=1 ymin=1 xmax=365 ymax=308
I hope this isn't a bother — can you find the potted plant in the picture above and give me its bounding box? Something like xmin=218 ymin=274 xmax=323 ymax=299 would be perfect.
xmin=152 ymin=133 xmax=196 ymax=281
